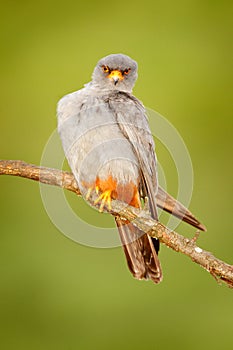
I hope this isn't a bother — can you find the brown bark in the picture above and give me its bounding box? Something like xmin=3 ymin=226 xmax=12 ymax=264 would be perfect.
xmin=1 ymin=159 xmax=232 ymax=288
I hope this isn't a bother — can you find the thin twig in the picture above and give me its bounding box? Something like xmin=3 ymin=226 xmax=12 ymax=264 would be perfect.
xmin=0 ymin=159 xmax=232 ymax=288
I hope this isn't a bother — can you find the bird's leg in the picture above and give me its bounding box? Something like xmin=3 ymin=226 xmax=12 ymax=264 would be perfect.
xmin=85 ymin=187 xmax=93 ymax=201
xmin=85 ymin=184 xmax=100 ymax=201
xmin=94 ymin=190 xmax=112 ymax=212
xmin=88 ymin=176 xmax=117 ymax=212
xmin=84 ymin=180 xmax=112 ymax=212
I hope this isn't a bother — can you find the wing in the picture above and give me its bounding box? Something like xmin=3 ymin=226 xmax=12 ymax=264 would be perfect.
xmin=157 ymin=187 xmax=206 ymax=231
xmin=108 ymin=92 xmax=207 ymax=232
xmin=58 ymin=89 xmax=206 ymax=232
xmin=108 ymin=92 xmax=159 ymax=220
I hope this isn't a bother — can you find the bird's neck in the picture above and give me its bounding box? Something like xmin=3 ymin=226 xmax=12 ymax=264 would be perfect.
xmin=87 ymin=81 xmax=133 ymax=94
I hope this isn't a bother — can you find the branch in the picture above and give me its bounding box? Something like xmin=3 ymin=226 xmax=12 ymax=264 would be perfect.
xmin=1 ymin=159 xmax=232 ymax=288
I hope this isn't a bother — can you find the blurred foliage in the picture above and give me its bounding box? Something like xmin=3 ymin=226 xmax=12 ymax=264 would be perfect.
xmin=0 ymin=0 xmax=233 ymax=349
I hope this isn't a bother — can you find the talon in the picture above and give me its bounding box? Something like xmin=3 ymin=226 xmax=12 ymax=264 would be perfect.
xmin=95 ymin=186 xmax=99 ymax=195
xmin=86 ymin=187 xmax=93 ymax=200
xmin=94 ymin=190 xmax=112 ymax=212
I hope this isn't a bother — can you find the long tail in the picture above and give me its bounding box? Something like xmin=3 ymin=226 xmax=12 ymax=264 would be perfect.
xmin=157 ymin=187 xmax=207 ymax=231
xmin=116 ymin=217 xmax=162 ymax=284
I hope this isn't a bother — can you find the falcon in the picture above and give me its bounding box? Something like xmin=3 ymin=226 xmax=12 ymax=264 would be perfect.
xmin=57 ymin=53 xmax=205 ymax=283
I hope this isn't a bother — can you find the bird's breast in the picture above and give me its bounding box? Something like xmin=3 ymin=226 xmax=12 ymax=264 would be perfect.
xmin=59 ymin=94 xmax=140 ymax=195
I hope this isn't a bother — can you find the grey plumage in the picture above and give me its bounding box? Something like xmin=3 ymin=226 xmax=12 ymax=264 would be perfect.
xmin=57 ymin=53 xmax=205 ymax=284
xmin=92 ymin=54 xmax=138 ymax=92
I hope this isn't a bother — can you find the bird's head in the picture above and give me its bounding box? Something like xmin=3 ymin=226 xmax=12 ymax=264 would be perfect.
xmin=92 ymin=54 xmax=138 ymax=92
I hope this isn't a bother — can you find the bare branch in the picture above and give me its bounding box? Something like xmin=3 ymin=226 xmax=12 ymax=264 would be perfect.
xmin=0 ymin=160 xmax=206 ymax=230
xmin=0 ymin=160 xmax=81 ymax=195
xmin=1 ymin=159 xmax=232 ymax=288
xmin=110 ymin=202 xmax=233 ymax=288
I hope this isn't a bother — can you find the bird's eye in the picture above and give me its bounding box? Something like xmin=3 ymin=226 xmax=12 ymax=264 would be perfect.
xmin=123 ymin=68 xmax=131 ymax=75
xmin=102 ymin=65 xmax=110 ymax=73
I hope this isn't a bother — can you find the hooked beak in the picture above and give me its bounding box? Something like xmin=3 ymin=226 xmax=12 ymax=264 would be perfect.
xmin=108 ymin=70 xmax=124 ymax=85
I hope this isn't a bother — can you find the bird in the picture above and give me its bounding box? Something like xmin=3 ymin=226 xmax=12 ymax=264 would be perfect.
xmin=57 ymin=53 xmax=206 ymax=284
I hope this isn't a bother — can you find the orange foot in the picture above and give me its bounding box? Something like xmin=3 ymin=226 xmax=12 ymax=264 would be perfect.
xmin=83 ymin=175 xmax=140 ymax=212
xmin=85 ymin=185 xmax=99 ymax=201
xmin=94 ymin=189 xmax=112 ymax=212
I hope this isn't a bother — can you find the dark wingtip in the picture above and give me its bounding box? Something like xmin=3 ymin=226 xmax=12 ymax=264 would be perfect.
xmin=157 ymin=187 xmax=207 ymax=232
xmin=182 ymin=214 xmax=207 ymax=232
xmin=197 ymin=222 xmax=207 ymax=232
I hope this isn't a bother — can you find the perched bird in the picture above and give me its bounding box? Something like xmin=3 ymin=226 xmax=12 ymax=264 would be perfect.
xmin=57 ymin=53 xmax=205 ymax=284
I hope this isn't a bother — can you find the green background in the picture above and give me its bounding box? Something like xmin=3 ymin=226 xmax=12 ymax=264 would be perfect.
xmin=1 ymin=1 xmax=232 ymax=349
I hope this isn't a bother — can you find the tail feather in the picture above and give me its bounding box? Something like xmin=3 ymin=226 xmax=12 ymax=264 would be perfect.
xmin=157 ymin=187 xmax=207 ymax=231
xmin=116 ymin=218 xmax=162 ymax=284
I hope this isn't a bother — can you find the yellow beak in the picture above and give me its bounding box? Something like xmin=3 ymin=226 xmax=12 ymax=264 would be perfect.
xmin=108 ymin=70 xmax=123 ymax=84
